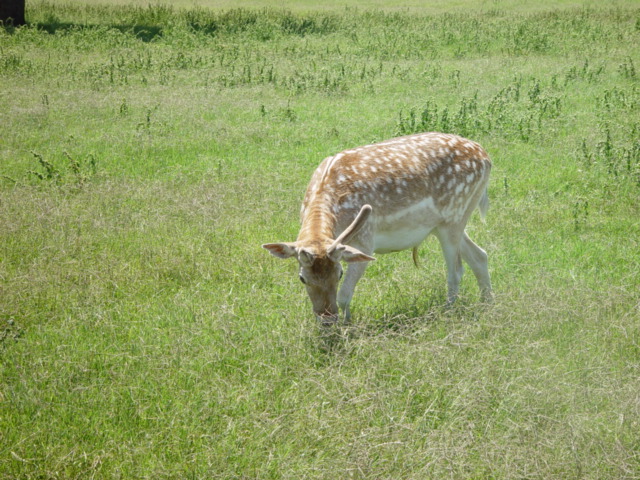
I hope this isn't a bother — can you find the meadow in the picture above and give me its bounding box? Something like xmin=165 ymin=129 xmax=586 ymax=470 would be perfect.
xmin=1 ymin=1 xmax=639 ymax=478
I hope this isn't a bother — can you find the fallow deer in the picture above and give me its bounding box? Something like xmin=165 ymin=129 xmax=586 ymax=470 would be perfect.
xmin=263 ymin=132 xmax=492 ymax=323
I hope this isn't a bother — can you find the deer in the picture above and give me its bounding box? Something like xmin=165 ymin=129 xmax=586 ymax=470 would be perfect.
xmin=263 ymin=132 xmax=492 ymax=324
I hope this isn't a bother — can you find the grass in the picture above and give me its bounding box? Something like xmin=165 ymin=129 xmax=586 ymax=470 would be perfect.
xmin=1 ymin=1 xmax=640 ymax=478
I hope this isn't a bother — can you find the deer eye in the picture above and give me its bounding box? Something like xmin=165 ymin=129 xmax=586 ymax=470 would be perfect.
xmin=299 ymin=275 xmax=306 ymax=284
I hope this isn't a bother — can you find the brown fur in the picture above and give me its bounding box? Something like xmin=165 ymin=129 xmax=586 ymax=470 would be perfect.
xmin=264 ymin=132 xmax=492 ymax=322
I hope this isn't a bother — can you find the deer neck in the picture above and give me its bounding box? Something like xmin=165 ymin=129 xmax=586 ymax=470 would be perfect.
xmin=297 ymin=191 xmax=337 ymax=249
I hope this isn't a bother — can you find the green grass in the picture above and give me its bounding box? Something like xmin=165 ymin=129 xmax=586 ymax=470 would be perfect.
xmin=1 ymin=1 xmax=640 ymax=478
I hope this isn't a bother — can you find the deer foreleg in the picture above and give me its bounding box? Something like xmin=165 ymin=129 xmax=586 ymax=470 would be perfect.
xmin=337 ymin=261 xmax=368 ymax=321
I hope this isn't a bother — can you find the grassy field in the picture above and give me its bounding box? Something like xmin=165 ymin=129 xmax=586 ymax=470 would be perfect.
xmin=1 ymin=1 xmax=639 ymax=478
xmin=22 ymin=0 xmax=637 ymax=13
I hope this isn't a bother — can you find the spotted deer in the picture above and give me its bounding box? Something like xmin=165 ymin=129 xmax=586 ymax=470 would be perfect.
xmin=263 ymin=132 xmax=492 ymax=323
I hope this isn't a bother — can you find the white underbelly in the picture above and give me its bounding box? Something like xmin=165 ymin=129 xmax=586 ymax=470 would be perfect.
xmin=373 ymin=225 xmax=433 ymax=253
xmin=372 ymin=197 xmax=441 ymax=253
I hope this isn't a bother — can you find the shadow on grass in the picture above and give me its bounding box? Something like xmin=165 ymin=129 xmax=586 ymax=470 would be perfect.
xmin=314 ymin=291 xmax=492 ymax=353
xmin=4 ymin=8 xmax=337 ymax=40
xmin=29 ymin=21 xmax=164 ymax=42
xmin=1 ymin=20 xmax=164 ymax=41
xmin=307 ymin=293 xmax=449 ymax=358
xmin=361 ymin=288 xmax=451 ymax=333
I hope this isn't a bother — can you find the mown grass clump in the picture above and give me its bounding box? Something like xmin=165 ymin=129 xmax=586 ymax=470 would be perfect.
xmin=1 ymin=1 xmax=639 ymax=478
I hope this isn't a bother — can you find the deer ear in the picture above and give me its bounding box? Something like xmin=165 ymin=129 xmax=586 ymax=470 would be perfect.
xmin=262 ymin=242 xmax=297 ymax=259
xmin=338 ymin=245 xmax=375 ymax=263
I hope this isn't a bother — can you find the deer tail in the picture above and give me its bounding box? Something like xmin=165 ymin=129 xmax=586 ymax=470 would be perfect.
xmin=412 ymin=245 xmax=420 ymax=268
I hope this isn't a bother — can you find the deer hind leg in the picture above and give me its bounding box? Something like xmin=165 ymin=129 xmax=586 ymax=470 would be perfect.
xmin=460 ymin=231 xmax=493 ymax=303
xmin=337 ymin=261 xmax=368 ymax=321
xmin=434 ymin=227 xmax=465 ymax=305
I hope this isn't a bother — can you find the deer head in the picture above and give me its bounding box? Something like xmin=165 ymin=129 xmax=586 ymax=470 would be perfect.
xmin=263 ymin=204 xmax=375 ymax=323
